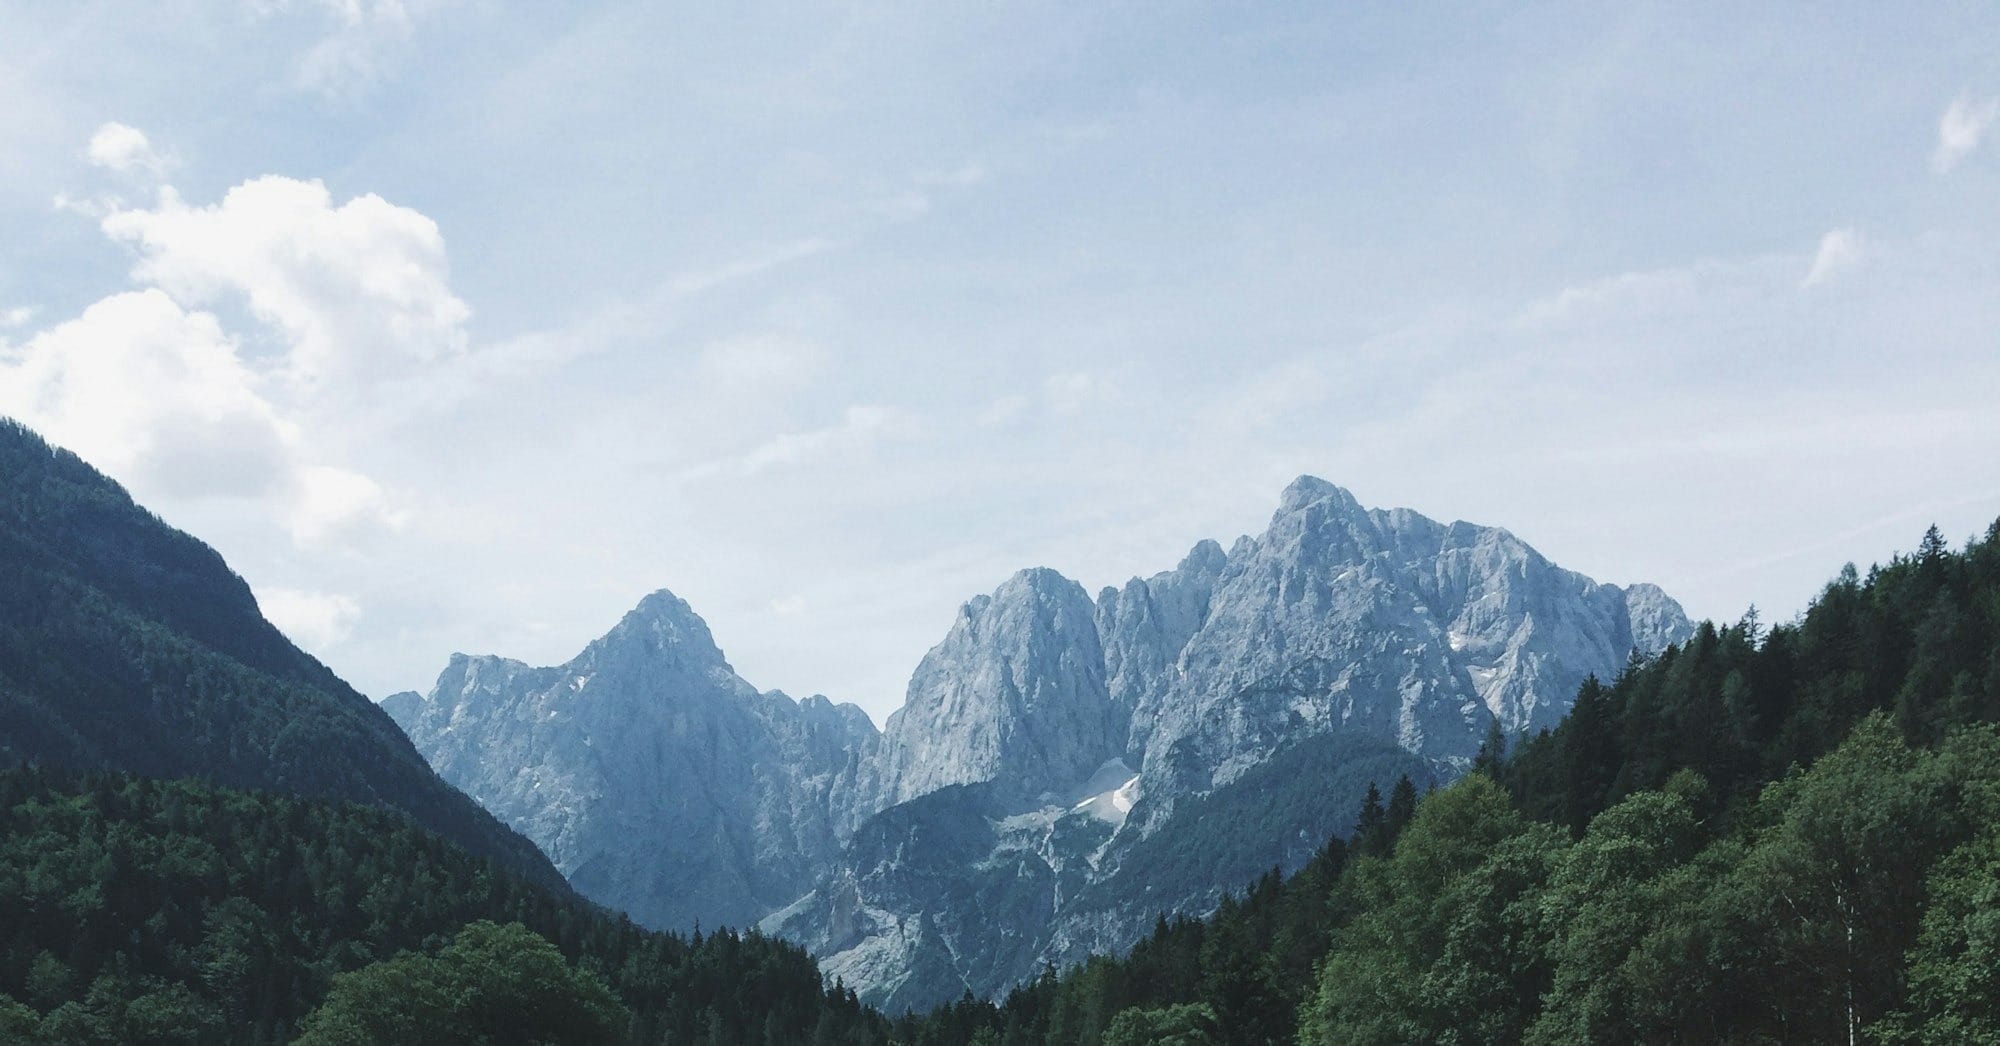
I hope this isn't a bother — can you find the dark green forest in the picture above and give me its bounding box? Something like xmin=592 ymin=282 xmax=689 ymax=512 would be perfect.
xmin=0 ymin=766 xmax=888 ymax=1044
xmin=888 ymin=519 xmax=2000 ymax=1045
xmin=0 ymin=419 xmax=559 ymax=887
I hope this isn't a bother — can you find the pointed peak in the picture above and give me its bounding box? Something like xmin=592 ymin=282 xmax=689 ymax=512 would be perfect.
xmin=1180 ymin=538 xmax=1228 ymax=573
xmin=598 ymin=587 xmax=728 ymax=665
xmin=1009 ymin=565 xmax=1075 ymax=588
xmin=628 ymin=587 xmax=699 ymax=623
xmin=998 ymin=567 xmax=1090 ymax=605
xmin=1278 ymin=475 xmax=1359 ymax=513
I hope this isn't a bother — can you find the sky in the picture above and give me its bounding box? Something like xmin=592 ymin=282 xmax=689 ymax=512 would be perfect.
xmin=3 ymin=2 xmax=1999 ymax=724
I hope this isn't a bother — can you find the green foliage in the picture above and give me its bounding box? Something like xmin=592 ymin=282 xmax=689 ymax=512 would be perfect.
xmin=1100 ymin=1003 xmax=1219 ymax=1046
xmin=1877 ymin=830 xmax=2000 ymax=1041
xmin=0 ymin=766 xmax=888 ymax=1044
xmin=1301 ymin=776 xmax=1556 ymax=1045
xmin=294 ymin=922 xmax=627 ymax=1045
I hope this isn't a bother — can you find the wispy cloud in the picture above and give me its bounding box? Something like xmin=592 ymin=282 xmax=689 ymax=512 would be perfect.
xmin=1801 ymin=228 xmax=1864 ymax=288
xmin=679 ymin=405 xmax=921 ymax=482
xmin=252 ymin=0 xmax=453 ymax=100
xmin=666 ymin=238 xmax=837 ymax=298
xmin=1933 ymin=93 xmax=1999 ymax=173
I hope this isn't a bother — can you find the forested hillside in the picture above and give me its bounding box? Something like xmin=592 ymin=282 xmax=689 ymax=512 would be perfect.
xmin=891 ymin=519 xmax=2000 ymax=1044
xmin=0 ymin=419 xmax=558 ymax=887
xmin=0 ymin=766 xmax=890 ymax=1044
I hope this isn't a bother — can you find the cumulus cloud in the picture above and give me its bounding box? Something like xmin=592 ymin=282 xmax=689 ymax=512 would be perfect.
xmin=255 ymin=586 xmax=362 ymax=652
xmin=1 ymin=129 xmax=469 ymax=548
xmin=287 ymin=464 xmax=407 ymax=546
xmin=1802 ymin=228 xmax=1864 ymax=288
xmin=1933 ymin=93 xmax=1999 ymax=173
xmin=101 ymin=176 xmax=470 ymax=393
xmin=0 ymin=290 xmax=294 ymax=499
xmin=85 ymin=122 xmax=171 ymax=177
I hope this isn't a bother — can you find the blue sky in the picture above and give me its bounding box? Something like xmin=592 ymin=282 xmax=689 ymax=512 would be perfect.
xmin=4 ymin=2 xmax=1999 ymax=722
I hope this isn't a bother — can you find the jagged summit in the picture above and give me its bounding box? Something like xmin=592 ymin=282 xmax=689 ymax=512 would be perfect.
xmin=389 ymin=587 xmax=879 ymax=933
xmin=390 ymin=475 xmax=1695 ymax=1008
xmin=1277 ymin=473 xmax=1361 ymax=513
xmin=873 ymin=566 xmax=1120 ymax=809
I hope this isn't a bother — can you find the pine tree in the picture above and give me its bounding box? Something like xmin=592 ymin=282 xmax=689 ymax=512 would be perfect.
xmin=1355 ymin=784 xmax=1388 ymax=857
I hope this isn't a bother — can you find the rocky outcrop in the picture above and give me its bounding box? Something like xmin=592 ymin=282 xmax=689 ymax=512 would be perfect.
xmin=1131 ymin=477 xmax=1683 ymax=803
xmin=871 ymin=568 xmax=1124 ymax=811
xmin=385 ymin=590 xmax=878 ymax=932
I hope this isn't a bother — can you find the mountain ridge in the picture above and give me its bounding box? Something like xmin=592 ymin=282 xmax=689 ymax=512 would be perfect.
xmin=388 ymin=474 xmax=1694 ymax=1007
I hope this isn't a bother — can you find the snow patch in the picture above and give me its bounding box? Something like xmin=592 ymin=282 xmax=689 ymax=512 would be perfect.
xmin=1070 ymin=758 xmax=1140 ymax=825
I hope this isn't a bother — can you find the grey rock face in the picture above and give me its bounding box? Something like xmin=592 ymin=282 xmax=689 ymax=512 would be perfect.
xmin=386 ymin=590 xmax=878 ymax=932
xmin=1096 ymin=538 xmax=1228 ymax=762
xmin=1132 ymin=477 xmax=1687 ymax=802
xmin=391 ymin=477 xmax=1693 ymax=1009
xmin=773 ymin=477 xmax=1693 ymax=1008
xmin=871 ymin=568 xmax=1124 ymax=810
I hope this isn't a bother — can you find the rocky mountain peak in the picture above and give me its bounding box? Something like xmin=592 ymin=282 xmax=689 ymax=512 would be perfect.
xmin=390 ymin=588 xmax=878 ymax=933
xmin=1277 ymin=474 xmax=1358 ymax=514
xmin=595 ymin=588 xmax=730 ymax=667
xmin=872 ymin=567 xmax=1122 ymax=809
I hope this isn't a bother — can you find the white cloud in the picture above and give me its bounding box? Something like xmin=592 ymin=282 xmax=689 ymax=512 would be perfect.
xmin=665 ymin=238 xmax=836 ymax=298
xmin=1 ymin=130 xmax=464 ymax=549
xmin=101 ymin=176 xmax=470 ymax=394
xmin=1802 ymin=228 xmax=1864 ymax=288
xmin=1044 ymin=371 xmax=1112 ymax=415
xmin=681 ymin=405 xmax=921 ymax=481
xmin=1933 ymin=93 xmax=2000 ymax=173
xmin=917 ymin=162 xmax=987 ymax=189
xmin=976 ymin=393 xmax=1030 ymax=427
xmin=255 ymin=585 xmax=362 ymax=652
xmin=770 ymin=594 xmax=809 ymax=616
xmin=699 ymin=333 xmax=828 ymax=387
xmin=0 ymin=306 xmax=36 ymax=328
xmin=254 ymin=0 xmax=452 ymax=99
xmin=0 ymin=290 xmax=294 ymax=500
xmin=1514 ymin=266 xmax=1705 ymax=328
xmin=85 ymin=122 xmax=171 ymax=177
xmin=287 ymin=464 xmax=407 ymax=546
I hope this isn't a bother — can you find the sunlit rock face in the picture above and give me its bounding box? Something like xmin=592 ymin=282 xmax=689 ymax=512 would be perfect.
xmin=871 ymin=567 xmax=1125 ymax=812
xmin=387 ymin=590 xmax=879 ymax=933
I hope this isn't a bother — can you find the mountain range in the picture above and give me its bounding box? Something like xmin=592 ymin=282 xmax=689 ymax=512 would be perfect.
xmin=387 ymin=475 xmax=1691 ymax=1010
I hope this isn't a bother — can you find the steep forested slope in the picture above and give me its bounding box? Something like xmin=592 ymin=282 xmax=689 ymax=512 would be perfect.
xmin=0 ymin=418 xmax=558 ymax=888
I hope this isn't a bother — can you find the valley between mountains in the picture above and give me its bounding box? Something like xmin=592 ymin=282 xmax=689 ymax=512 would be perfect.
xmin=385 ymin=475 xmax=1691 ymax=1011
